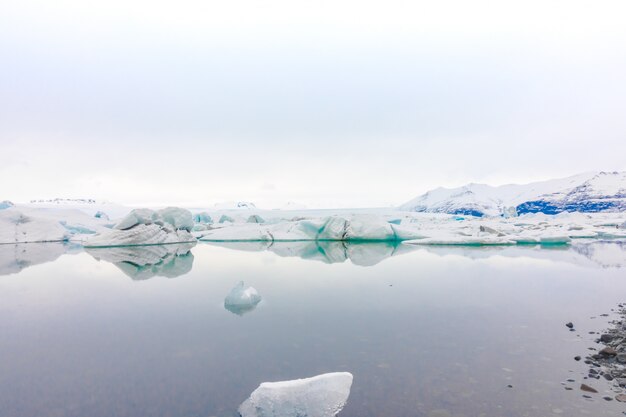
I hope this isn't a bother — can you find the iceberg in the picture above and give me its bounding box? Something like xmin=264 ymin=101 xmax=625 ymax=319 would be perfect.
xmin=0 ymin=200 xmax=14 ymax=210
xmin=224 ymin=281 xmax=262 ymax=315
xmin=198 ymin=215 xmax=425 ymax=242
xmin=86 ymin=243 xmax=195 ymax=280
xmin=239 ymin=372 xmax=353 ymax=417
xmin=0 ymin=209 xmax=69 ymax=244
xmin=94 ymin=210 xmax=109 ymax=220
xmin=85 ymin=208 xmax=196 ymax=247
xmin=158 ymin=207 xmax=194 ymax=231
xmin=193 ymin=212 xmax=213 ymax=224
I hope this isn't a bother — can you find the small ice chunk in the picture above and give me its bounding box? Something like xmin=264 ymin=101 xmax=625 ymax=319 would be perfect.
xmin=94 ymin=210 xmax=109 ymax=220
xmin=247 ymin=214 xmax=265 ymax=224
xmin=219 ymin=214 xmax=235 ymax=223
xmin=193 ymin=212 xmax=213 ymax=224
xmin=224 ymin=281 xmax=262 ymax=315
xmin=0 ymin=200 xmax=14 ymax=210
xmin=239 ymin=372 xmax=353 ymax=417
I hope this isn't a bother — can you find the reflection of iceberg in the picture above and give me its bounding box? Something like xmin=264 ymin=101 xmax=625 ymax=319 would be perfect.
xmin=419 ymin=240 xmax=626 ymax=268
xmin=86 ymin=243 xmax=196 ymax=280
xmin=205 ymin=241 xmax=417 ymax=267
xmin=0 ymin=243 xmax=68 ymax=276
xmin=224 ymin=281 xmax=262 ymax=316
xmin=239 ymin=372 xmax=353 ymax=417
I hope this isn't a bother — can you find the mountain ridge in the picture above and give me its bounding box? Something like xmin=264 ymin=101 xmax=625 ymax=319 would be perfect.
xmin=400 ymin=171 xmax=626 ymax=217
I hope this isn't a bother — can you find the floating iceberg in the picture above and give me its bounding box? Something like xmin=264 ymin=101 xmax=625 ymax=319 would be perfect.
xmin=86 ymin=243 xmax=195 ymax=279
xmin=239 ymin=372 xmax=353 ymax=417
xmin=193 ymin=212 xmax=213 ymax=224
xmin=224 ymin=281 xmax=262 ymax=315
xmin=85 ymin=208 xmax=196 ymax=247
xmin=0 ymin=200 xmax=14 ymax=210
xmin=198 ymin=215 xmax=424 ymax=242
xmin=94 ymin=210 xmax=109 ymax=220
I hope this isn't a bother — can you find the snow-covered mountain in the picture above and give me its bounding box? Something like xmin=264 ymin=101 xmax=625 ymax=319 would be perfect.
xmin=400 ymin=171 xmax=626 ymax=217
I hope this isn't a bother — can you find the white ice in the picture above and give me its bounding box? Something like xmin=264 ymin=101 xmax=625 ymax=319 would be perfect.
xmin=224 ymin=281 xmax=262 ymax=315
xmin=239 ymin=372 xmax=353 ymax=417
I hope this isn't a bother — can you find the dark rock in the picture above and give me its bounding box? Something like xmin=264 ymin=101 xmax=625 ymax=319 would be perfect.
xmin=581 ymin=384 xmax=598 ymax=393
xmin=604 ymin=373 xmax=614 ymax=381
xmin=566 ymin=322 xmax=574 ymax=329
xmin=601 ymin=334 xmax=614 ymax=343
xmin=604 ymin=396 xmax=614 ymax=401
xmin=574 ymin=356 xmax=581 ymax=361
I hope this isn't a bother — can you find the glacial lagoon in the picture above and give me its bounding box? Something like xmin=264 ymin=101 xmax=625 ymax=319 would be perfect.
xmin=1 ymin=240 xmax=625 ymax=416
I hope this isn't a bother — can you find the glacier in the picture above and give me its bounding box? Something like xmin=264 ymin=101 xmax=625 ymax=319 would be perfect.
xmin=239 ymin=372 xmax=353 ymax=417
xmin=400 ymin=171 xmax=626 ymax=217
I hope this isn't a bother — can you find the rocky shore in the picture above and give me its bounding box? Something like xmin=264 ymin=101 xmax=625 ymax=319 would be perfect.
xmin=570 ymin=304 xmax=626 ymax=402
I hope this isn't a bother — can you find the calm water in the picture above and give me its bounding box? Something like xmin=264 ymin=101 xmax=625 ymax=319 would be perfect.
xmin=1 ymin=240 xmax=625 ymax=417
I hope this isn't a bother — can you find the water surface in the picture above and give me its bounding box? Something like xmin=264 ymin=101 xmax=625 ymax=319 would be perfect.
xmin=0 ymin=241 xmax=625 ymax=416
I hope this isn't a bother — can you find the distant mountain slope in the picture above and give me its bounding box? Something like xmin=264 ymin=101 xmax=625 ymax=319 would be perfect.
xmin=400 ymin=171 xmax=626 ymax=217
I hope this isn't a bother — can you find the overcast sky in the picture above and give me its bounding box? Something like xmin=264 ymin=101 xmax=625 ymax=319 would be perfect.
xmin=1 ymin=0 xmax=625 ymax=208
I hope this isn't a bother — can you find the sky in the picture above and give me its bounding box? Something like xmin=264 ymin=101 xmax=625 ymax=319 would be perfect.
xmin=1 ymin=0 xmax=625 ymax=208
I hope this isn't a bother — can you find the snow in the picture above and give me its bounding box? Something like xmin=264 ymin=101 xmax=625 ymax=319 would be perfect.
xmin=224 ymin=281 xmax=262 ymax=315
xmin=239 ymin=372 xmax=353 ymax=417
xmin=86 ymin=243 xmax=195 ymax=279
xmin=212 ymin=201 xmax=257 ymax=209
xmin=400 ymin=171 xmax=626 ymax=216
xmin=24 ymin=198 xmax=130 ymax=219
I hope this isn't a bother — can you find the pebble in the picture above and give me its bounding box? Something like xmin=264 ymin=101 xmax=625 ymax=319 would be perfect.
xmin=566 ymin=322 xmax=574 ymax=329
xmin=574 ymin=356 xmax=581 ymax=361
xmin=580 ymin=384 xmax=598 ymax=393
xmin=600 ymin=347 xmax=618 ymax=356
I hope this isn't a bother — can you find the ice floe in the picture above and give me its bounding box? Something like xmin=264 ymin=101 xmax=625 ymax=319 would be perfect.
xmin=239 ymin=372 xmax=353 ymax=417
xmin=224 ymin=281 xmax=262 ymax=315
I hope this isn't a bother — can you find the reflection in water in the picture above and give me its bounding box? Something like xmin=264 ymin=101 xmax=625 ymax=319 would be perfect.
xmin=0 ymin=242 xmax=77 ymax=276
xmin=86 ymin=243 xmax=196 ymax=280
xmin=224 ymin=281 xmax=262 ymax=316
xmin=206 ymin=240 xmax=418 ymax=266
xmin=239 ymin=372 xmax=353 ymax=417
xmin=420 ymin=240 xmax=626 ymax=268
